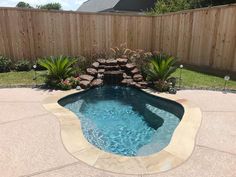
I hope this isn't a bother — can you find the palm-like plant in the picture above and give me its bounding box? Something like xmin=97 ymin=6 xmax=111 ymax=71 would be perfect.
xmin=38 ymin=56 xmax=77 ymax=86
xmin=145 ymin=54 xmax=177 ymax=91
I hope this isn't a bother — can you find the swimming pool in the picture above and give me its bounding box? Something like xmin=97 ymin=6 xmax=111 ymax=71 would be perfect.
xmin=59 ymin=86 xmax=184 ymax=156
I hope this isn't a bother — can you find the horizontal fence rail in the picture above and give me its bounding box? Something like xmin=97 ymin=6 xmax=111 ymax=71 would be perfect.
xmin=0 ymin=5 xmax=235 ymax=72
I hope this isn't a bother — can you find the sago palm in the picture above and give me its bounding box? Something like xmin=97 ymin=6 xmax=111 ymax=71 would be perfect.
xmin=145 ymin=54 xmax=177 ymax=91
xmin=38 ymin=56 xmax=77 ymax=85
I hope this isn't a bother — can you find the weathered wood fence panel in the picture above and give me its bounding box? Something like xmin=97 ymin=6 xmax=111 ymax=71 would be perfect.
xmin=0 ymin=5 xmax=235 ymax=71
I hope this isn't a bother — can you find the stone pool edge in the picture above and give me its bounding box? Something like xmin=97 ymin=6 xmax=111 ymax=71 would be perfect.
xmin=42 ymin=88 xmax=202 ymax=175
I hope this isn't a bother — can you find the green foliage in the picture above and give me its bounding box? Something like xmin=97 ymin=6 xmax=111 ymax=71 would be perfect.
xmin=37 ymin=3 xmax=62 ymax=10
xmin=38 ymin=56 xmax=77 ymax=88
xmin=145 ymin=54 xmax=177 ymax=91
xmin=0 ymin=56 xmax=12 ymax=73
xmin=15 ymin=59 xmax=31 ymax=71
xmin=149 ymin=0 xmax=191 ymax=14
xmin=58 ymin=77 xmax=80 ymax=90
xmin=149 ymin=0 xmax=236 ymax=14
xmin=16 ymin=2 xmax=32 ymax=8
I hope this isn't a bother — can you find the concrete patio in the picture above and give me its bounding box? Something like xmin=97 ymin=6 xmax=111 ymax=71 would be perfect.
xmin=0 ymin=88 xmax=235 ymax=177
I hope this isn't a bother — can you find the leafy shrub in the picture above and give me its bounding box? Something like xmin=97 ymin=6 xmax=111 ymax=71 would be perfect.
xmin=15 ymin=59 xmax=31 ymax=71
xmin=37 ymin=3 xmax=62 ymax=10
xmin=144 ymin=54 xmax=177 ymax=92
xmin=16 ymin=2 xmax=32 ymax=8
xmin=0 ymin=56 xmax=12 ymax=73
xmin=58 ymin=77 xmax=80 ymax=90
xmin=38 ymin=56 xmax=77 ymax=88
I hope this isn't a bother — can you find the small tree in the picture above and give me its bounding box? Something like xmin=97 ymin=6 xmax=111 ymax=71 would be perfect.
xmin=16 ymin=1 xmax=32 ymax=8
xmin=37 ymin=3 xmax=62 ymax=10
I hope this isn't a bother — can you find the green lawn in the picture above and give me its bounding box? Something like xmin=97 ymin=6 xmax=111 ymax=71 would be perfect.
xmin=172 ymin=68 xmax=236 ymax=90
xmin=0 ymin=70 xmax=46 ymax=87
xmin=0 ymin=69 xmax=236 ymax=90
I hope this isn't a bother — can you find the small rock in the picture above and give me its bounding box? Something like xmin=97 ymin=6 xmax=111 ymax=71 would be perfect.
xmin=92 ymin=62 xmax=99 ymax=68
xmin=98 ymin=69 xmax=105 ymax=73
xmin=98 ymin=65 xmax=106 ymax=69
xmin=133 ymin=74 xmax=143 ymax=82
xmin=131 ymin=68 xmax=140 ymax=75
xmin=97 ymin=73 xmax=104 ymax=79
xmin=79 ymin=80 xmax=91 ymax=89
xmin=90 ymin=79 xmax=103 ymax=87
xmin=117 ymin=58 xmax=128 ymax=65
xmin=86 ymin=68 xmax=97 ymax=76
xmin=125 ymin=63 xmax=136 ymax=70
xmin=97 ymin=59 xmax=106 ymax=64
xmin=106 ymin=59 xmax=117 ymax=65
xmin=121 ymin=55 xmax=128 ymax=59
xmin=123 ymin=73 xmax=132 ymax=79
xmin=138 ymin=81 xmax=148 ymax=88
xmin=121 ymin=79 xmax=133 ymax=85
xmin=134 ymin=83 xmax=142 ymax=89
xmin=79 ymin=74 xmax=94 ymax=81
xmin=104 ymin=65 xmax=120 ymax=70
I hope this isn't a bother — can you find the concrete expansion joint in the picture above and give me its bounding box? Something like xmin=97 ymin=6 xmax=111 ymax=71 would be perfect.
xmin=0 ymin=113 xmax=50 ymax=126
xmin=196 ymin=145 xmax=236 ymax=156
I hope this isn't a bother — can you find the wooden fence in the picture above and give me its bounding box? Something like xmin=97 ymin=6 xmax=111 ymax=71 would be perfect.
xmin=0 ymin=5 xmax=236 ymax=72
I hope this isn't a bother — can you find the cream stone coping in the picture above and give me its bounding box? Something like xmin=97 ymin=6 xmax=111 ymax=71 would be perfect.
xmin=42 ymin=88 xmax=202 ymax=175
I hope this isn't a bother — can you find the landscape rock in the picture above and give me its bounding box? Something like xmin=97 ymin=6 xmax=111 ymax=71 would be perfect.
xmin=104 ymin=65 xmax=120 ymax=70
xmin=79 ymin=80 xmax=91 ymax=89
xmin=98 ymin=69 xmax=105 ymax=73
xmin=138 ymin=81 xmax=148 ymax=88
xmin=133 ymin=74 xmax=143 ymax=82
xmin=79 ymin=74 xmax=94 ymax=81
xmin=97 ymin=59 xmax=106 ymax=64
xmin=117 ymin=58 xmax=128 ymax=65
xmin=86 ymin=68 xmax=97 ymax=76
xmin=97 ymin=73 xmax=104 ymax=79
xmin=125 ymin=63 xmax=136 ymax=70
xmin=106 ymin=59 xmax=117 ymax=65
xmin=98 ymin=65 xmax=106 ymax=69
xmin=131 ymin=68 xmax=140 ymax=75
xmin=90 ymin=79 xmax=103 ymax=87
xmin=121 ymin=79 xmax=133 ymax=85
xmin=123 ymin=73 xmax=132 ymax=79
xmin=92 ymin=62 xmax=99 ymax=68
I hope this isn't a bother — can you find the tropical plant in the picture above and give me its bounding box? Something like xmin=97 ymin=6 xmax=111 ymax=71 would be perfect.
xmin=15 ymin=59 xmax=31 ymax=71
xmin=145 ymin=54 xmax=177 ymax=91
xmin=0 ymin=56 xmax=12 ymax=73
xmin=38 ymin=56 xmax=77 ymax=87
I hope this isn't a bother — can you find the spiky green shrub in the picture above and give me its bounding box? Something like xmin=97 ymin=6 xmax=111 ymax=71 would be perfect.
xmin=38 ymin=56 xmax=77 ymax=88
xmin=145 ymin=54 xmax=177 ymax=91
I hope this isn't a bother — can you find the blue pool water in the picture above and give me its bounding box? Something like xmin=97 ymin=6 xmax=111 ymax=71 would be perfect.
xmin=59 ymin=86 xmax=184 ymax=156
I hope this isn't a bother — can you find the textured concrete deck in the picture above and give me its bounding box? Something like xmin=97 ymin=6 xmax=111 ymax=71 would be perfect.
xmin=0 ymin=88 xmax=235 ymax=177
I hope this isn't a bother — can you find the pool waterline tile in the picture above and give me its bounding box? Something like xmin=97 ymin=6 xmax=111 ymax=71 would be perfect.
xmin=42 ymin=88 xmax=202 ymax=175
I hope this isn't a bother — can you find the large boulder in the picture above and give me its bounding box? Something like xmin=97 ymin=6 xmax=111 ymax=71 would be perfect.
xmin=86 ymin=68 xmax=97 ymax=76
xmin=117 ymin=58 xmax=128 ymax=65
xmin=133 ymin=74 xmax=143 ymax=82
xmin=79 ymin=80 xmax=91 ymax=89
xmin=90 ymin=79 xmax=103 ymax=87
xmin=79 ymin=74 xmax=94 ymax=81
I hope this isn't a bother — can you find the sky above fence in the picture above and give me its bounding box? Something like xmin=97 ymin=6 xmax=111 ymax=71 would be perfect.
xmin=0 ymin=0 xmax=87 ymax=10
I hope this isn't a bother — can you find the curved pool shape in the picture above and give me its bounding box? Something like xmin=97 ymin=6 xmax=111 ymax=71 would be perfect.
xmin=59 ymin=86 xmax=184 ymax=156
